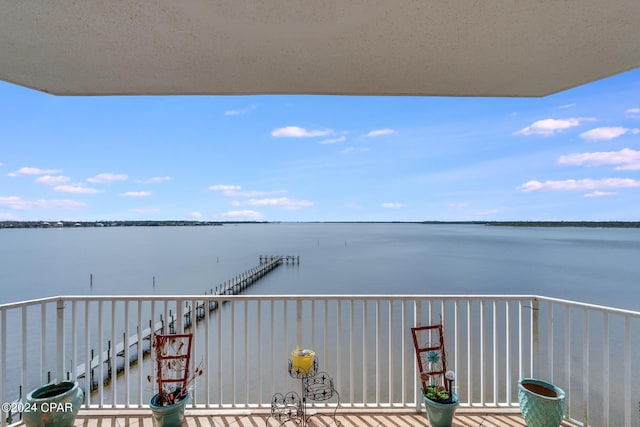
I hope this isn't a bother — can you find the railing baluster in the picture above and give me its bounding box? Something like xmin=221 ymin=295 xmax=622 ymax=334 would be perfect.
xmin=388 ymin=299 xmax=394 ymax=406
xmin=547 ymin=301 xmax=553 ymax=382
xmin=218 ymin=297 xmax=223 ymax=406
xmin=98 ymin=300 xmax=104 ymax=405
xmin=110 ymin=300 xmax=116 ymax=405
xmin=84 ymin=301 xmax=90 ymax=407
xmin=564 ymin=305 xmax=571 ymax=416
xmin=505 ymin=300 xmax=511 ymax=405
xmin=268 ymin=300 xmax=274 ymax=402
xmin=582 ymin=309 xmax=589 ymax=424
xmin=480 ymin=299 xmax=485 ymax=405
xmin=375 ymin=299 xmax=380 ymax=406
xmin=71 ymin=301 xmax=77 ymax=385
xmin=453 ymin=300 xmax=459 ymax=401
xmin=602 ymin=312 xmax=609 ymax=427
xmin=244 ymin=299 xmax=248 ymax=407
xmin=41 ymin=303 xmax=46 ymax=384
xmin=204 ymin=296 xmax=211 ymax=408
xmin=492 ymin=300 xmax=498 ymax=405
xmin=531 ymin=298 xmax=538 ymax=378
xmin=1 ymin=308 xmax=6 ymax=427
xmin=256 ymin=299 xmax=261 ymax=407
xmin=123 ymin=300 xmax=129 ymax=408
xmin=518 ymin=300 xmax=524 ymax=381
xmin=467 ymin=300 xmax=472 ymax=405
xmin=137 ymin=300 xmax=142 ymax=408
xmin=624 ymin=317 xmax=631 ymax=427
xmin=230 ymin=298 xmax=236 ymax=407
xmin=362 ymin=299 xmax=367 ymax=405
xmin=21 ymin=306 xmax=27 ymax=407
xmin=401 ymin=299 xmax=406 ymax=406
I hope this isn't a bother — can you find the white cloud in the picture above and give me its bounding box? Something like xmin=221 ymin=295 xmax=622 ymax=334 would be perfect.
xmin=7 ymin=167 xmax=63 ymax=177
xmin=475 ymin=209 xmax=499 ymax=216
xmin=120 ymin=191 xmax=151 ymax=197
xmin=231 ymin=190 xmax=287 ymax=197
xmin=381 ymin=202 xmax=406 ymax=209
xmin=584 ymin=191 xmax=617 ymax=198
xmin=87 ymin=173 xmax=128 ymax=184
xmin=517 ymin=178 xmax=640 ymax=192
xmin=448 ymin=203 xmax=469 ymax=208
xmin=207 ymin=184 xmax=286 ymax=198
xmin=558 ymin=104 xmax=576 ymax=109
xmin=54 ymin=184 xmax=102 ymax=194
xmin=220 ymin=210 xmax=265 ymax=220
xmin=134 ymin=208 xmax=160 ymax=214
xmin=625 ymin=108 xmax=640 ymax=118
xmin=224 ymin=104 xmax=257 ymax=116
xmin=558 ymin=148 xmax=640 ymax=171
xmin=579 ymin=127 xmax=640 ymax=141
xmin=318 ymin=136 xmax=346 ymax=145
xmin=207 ymin=184 xmax=242 ymax=193
xmin=238 ymin=197 xmax=314 ymax=210
xmin=34 ymin=175 xmax=71 ymax=185
xmin=0 ymin=196 xmax=85 ymax=210
xmin=271 ymin=126 xmax=332 ymax=138
xmin=187 ymin=211 xmax=203 ymax=219
xmin=365 ymin=129 xmax=396 ymax=137
xmin=136 ymin=176 xmax=172 ymax=184
xmin=340 ymin=147 xmax=372 ymax=155
xmin=513 ymin=118 xmax=593 ymax=136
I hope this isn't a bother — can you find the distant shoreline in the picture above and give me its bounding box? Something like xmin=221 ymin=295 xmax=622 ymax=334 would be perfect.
xmin=2 ymin=220 xmax=640 ymax=229
xmin=422 ymin=221 xmax=640 ymax=228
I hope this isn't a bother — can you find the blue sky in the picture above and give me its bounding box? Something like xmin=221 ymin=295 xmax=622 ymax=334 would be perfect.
xmin=1 ymin=69 xmax=640 ymax=222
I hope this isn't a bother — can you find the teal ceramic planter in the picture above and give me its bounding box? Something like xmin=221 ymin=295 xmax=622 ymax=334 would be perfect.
xmin=518 ymin=378 xmax=565 ymax=427
xmin=422 ymin=392 xmax=459 ymax=427
xmin=23 ymin=381 xmax=84 ymax=427
xmin=149 ymin=391 xmax=190 ymax=427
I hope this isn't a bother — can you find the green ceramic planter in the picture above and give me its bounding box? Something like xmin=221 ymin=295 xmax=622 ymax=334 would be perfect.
xmin=518 ymin=378 xmax=565 ymax=427
xmin=150 ymin=391 xmax=190 ymax=427
xmin=23 ymin=381 xmax=84 ymax=427
xmin=422 ymin=392 xmax=459 ymax=427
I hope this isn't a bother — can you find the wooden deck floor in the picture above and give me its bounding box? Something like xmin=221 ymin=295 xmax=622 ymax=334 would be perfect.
xmin=64 ymin=409 xmax=579 ymax=427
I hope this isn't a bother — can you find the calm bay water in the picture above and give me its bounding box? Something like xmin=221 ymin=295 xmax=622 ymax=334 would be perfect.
xmin=1 ymin=223 xmax=639 ymax=310
xmin=1 ymin=223 xmax=639 ymax=424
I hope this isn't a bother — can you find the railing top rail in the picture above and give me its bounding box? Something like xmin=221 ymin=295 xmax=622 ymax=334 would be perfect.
xmin=2 ymin=294 xmax=639 ymax=317
xmin=535 ymin=295 xmax=640 ymax=317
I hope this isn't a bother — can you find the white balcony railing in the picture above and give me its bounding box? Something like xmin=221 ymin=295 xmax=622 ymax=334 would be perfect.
xmin=1 ymin=295 xmax=639 ymax=426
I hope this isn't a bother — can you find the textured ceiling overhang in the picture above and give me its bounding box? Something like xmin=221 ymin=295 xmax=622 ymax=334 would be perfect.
xmin=1 ymin=1 xmax=639 ymax=97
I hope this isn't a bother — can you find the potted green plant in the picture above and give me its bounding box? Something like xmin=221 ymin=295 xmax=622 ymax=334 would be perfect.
xmin=148 ymin=333 xmax=203 ymax=427
xmin=411 ymin=324 xmax=458 ymax=427
xmin=420 ymin=367 xmax=459 ymax=427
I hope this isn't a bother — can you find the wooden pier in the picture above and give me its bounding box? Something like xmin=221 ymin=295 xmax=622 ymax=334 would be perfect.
xmin=75 ymin=255 xmax=298 ymax=390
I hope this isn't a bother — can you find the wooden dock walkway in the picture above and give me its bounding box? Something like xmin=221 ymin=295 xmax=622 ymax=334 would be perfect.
xmin=75 ymin=255 xmax=297 ymax=389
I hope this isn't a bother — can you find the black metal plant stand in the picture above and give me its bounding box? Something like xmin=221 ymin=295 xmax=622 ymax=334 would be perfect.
xmin=268 ymin=356 xmax=340 ymax=427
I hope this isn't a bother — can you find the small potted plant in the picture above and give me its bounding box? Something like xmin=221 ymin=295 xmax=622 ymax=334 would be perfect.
xmin=148 ymin=333 xmax=203 ymax=427
xmin=420 ymin=369 xmax=459 ymax=427
xmin=411 ymin=324 xmax=459 ymax=427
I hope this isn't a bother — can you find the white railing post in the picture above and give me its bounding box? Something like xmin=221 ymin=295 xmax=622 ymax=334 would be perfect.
xmin=531 ymin=298 xmax=539 ymax=378
xmin=1 ymin=308 xmax=6 ymax=427
xmin=56 ymin=298 xmax=65 ymax=383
